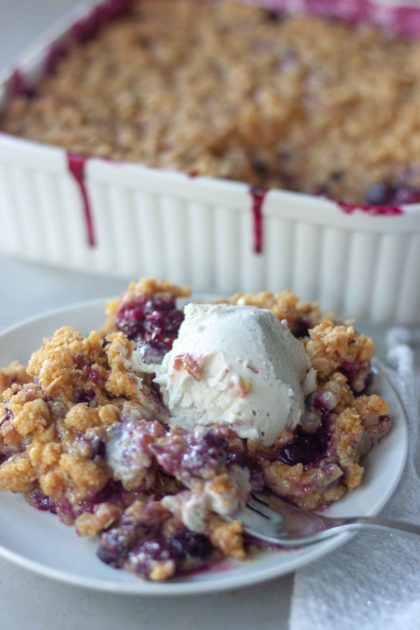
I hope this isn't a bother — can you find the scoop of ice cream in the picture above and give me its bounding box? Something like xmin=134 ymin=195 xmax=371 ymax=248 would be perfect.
xmin=154 ymin=303 xmax=316 ymax=446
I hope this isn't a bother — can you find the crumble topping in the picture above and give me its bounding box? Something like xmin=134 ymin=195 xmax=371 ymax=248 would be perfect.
xmin=2 ymin=1 xmax=420 ymax=204
xmin=0 ymin=362 xmax=30 ymax=395
xmin=0 ymin=277 xmax=391 ymax=580
xmin=305 ymin=321 xmax=375 ymax=392
xmin=229 ymin=289 xmax=333 ymax=337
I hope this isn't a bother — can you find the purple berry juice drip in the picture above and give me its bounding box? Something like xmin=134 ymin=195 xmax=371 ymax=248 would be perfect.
xmin=249 ymin=187 xmax=267 ymax=254
xmin=115 ymin=294 xmax=184 ymax=362
xmin=392 ymin=5 xmax=420 ymax=37
xmin=338 ymin=202 xmax=404 ymax=217
xmin=66 ymin=152 xmax=96 ymax=247
xmin=44 ymin=41 xmax=68 ymax=74
xmin=72 ymin=0 xmax=135 ymax=42
xmin=7 ymin=69 xmax=34 ymax=98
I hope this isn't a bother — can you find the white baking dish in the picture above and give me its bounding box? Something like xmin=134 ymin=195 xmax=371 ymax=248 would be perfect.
xmin=1 ymin=0 xmax=420 ymax=325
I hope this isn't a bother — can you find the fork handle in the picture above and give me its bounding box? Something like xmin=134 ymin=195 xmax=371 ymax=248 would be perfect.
xmin=334 ymin=516 xmax=420 ymax=538
xmin=304 ymin=516 xmax=420 ymax=545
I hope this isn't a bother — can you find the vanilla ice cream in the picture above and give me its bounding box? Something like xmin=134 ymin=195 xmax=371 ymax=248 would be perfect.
xmin=154 ymin=303 xmax=316 ymax=446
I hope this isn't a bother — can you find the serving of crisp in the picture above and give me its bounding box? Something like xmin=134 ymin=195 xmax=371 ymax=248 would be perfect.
xmin=0 ymin=279 xmax=391 ymax=581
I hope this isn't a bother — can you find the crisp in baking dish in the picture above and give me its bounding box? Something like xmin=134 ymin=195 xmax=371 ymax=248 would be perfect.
xmin=1 ymin=0 xmax=420 ymax=324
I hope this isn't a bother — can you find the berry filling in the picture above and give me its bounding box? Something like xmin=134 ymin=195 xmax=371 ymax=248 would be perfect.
xmin=27 ymin=490 xmax=58 ymax=514
xmin=27 ymin=491 xmax=75 ymax=521
xmin=365 ymin=181 xmax=420 ymax=206
xmin=226 ymin=450 xmax=265 ymax=491
xmin=75 ymin=389 xmax=96 ymax=405
xmin=75 ymin=434 xmax=106 ymax=459
xmin=100 ymin=528 xmax=214 ymax=577
xmin=278 ymin=424 xmax=329 ymax=467
xmin=168 ymin=530 xmax=213 ymax=562
xmin=278 ymin=413 xmax=331 ymax=467
xmin=128 ymin=536 xmax=174 ymax=575
xmin=293 ymin=317 xmax=312 ymax=338
xmin=150 ymin=429 xmax=229 ymax=479
xmin=97 ymin=523 xmax=140 ymax=568
xmin=115 ymin=294 xmax=184 ymax=363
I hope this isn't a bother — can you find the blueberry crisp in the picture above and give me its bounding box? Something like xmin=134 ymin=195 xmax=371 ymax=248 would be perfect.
xmin=0 ymin=278 xmax=391 ymax=581
xmin=3 ymin=1 xmax=420 ymax=204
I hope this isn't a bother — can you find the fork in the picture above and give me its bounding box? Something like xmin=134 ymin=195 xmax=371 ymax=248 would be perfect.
xmin=227 ymin=492 xmax=420 ymax=546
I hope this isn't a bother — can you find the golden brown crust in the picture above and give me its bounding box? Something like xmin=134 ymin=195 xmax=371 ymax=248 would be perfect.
xmin=305 ymin=321 xmax=374 ymax=390
xmin=208 ymin=516 xmax=245 ymax=560
xmin=0 ymin=454 xmax=37 ymax=493
xmin=262 ymin=459 xmax=346 ymax=511
xmin=0 ymin=321 xmax=164 ymax=509
xmin=75 ymin=503 xmax=123 ymax=536
xmin=316 ymin=372 xmax=355 ymax=414
xmin=104 ymin=333 xmax=167 ymax=422
xmin=59 ymin=453 xmax=111 ymax=499
xmin=27 ymin=327 xmax=109 ymax=404
xmin=0 ymin=362 xmax=30 ymax=395
xmin=229 ymin=289 xmax=332 ymax=335
xmin=63 ymin=403 xmax=120 ymax=432
xmin=148 ymin=560 xmax=177 ymax=582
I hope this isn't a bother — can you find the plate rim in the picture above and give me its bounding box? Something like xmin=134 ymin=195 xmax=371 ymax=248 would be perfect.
xmin=0 ymin=299 xmax=408 ymax=596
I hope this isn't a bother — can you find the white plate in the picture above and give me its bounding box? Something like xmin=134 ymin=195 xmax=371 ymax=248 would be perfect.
xmin=0 ymin=300 xmax=408 ymax=595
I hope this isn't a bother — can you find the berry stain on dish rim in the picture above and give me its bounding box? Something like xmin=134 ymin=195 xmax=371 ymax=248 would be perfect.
xmin=250 ymin=187 xmax=267 ymax=254
xmin=66 ymin=153 xmax=96 ymax=248
xmin=6 ymin=0 xmax=420 ymax=252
